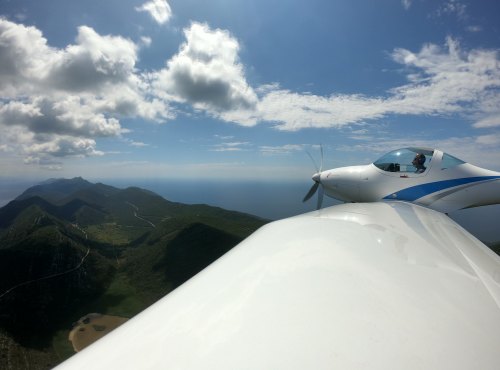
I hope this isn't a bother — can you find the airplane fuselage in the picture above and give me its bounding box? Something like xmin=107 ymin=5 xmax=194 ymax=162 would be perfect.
xmin=317 ymin=149 xmax=500 ymax=213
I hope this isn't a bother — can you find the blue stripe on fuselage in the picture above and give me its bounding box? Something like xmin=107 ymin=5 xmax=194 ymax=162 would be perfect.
xmin=383 ymin=176 xmax=500 ymax=201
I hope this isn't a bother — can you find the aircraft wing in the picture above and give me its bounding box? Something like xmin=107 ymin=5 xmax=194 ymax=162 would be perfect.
xmin=55 ymin=201 xmax=500 ymax=369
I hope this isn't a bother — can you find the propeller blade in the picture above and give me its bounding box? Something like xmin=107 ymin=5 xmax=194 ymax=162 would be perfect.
xmin=302 ymin=182 xmax=319 ymax=202
xmin=304 ymin=144 xmax=326 ymax=208
xmin=306 ymin=151 xmax=319 ymax=173
xmin=319 ymin=144 xmax=324 ymax=172
xmin=316 ymin=184 xmax=324 ymax=210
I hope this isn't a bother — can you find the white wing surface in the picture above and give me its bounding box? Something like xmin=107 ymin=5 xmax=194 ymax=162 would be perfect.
xmin=56 ymin=202 xmax=500 ymax=369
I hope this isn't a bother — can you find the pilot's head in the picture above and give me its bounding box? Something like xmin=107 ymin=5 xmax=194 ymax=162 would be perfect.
xmin=412 ymin=153 xmax=426 ymax=167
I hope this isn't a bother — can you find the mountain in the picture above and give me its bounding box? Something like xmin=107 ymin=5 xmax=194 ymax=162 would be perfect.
xmin=15 ymin=177 xmax=94 ymax=204
xmin=0 ymin=178 xmax=267 ymax=370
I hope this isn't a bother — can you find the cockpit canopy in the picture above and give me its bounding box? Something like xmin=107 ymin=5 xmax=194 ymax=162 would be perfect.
xmin=373 ymin=148 xmax=434 ymax=173
xmin=373 ymin=148 xmax=465 ymax=173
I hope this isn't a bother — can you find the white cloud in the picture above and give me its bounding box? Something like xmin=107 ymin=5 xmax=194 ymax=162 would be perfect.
xmin=25 ymin=136 xmax=104 ymax=158
xmin=0 ymin=124 xmax=103 ymax=167
xmin=211 ymin=141 xmax=251 ymax=152
xmin=3 ymin=97 xmax=123 ymax=137
xmin=472 ymin=92 xmax=500 ymax=128
xmin=0 ymin=21 xmax=144 ymax=95
xmin=475 ymin=133 xmax=500 ymax=146
xmin=136 ymin=0 xmax=172 ymax=25
xmin=1 ymin=17 xmax=499 ymax=169
xmin=256 ymin=90 xmax=386 ymax=131
xmin=23 ymin=156 xmax=60 ymax=165
xmin=23 ymin=156 xmax=63 ymax=171
xmin=130 ymin=141 xmax=148 ymax=147
xmin=473 ymin=115 xmax=500 ymax=128
xmin=214 ymin=135 xmax=234 ymax=140
xmin=46 ymin=26 xmax=138 ymax=92
xmin=467 ymin=25 xmax=482 ymax=33
xmin=402 ymin=0 xmax=412 ymax=10
xmin=121 ymin=136 xmax=150 ymax=147
xmin=140 ymin=36 xmax=152 ymax=47
xmin=0 ymin=19 xmax=170 ymax=167
xmin=436 ymin=0 xmax=467 ymax=20
xmin=0 ymin=19 xmax=56 ymax=96
xmin=153 ymin=22 xmax=258 ymax=113
xmin=259 ymin=144 xmax=305 ymax=155
xmin=161 ymin=34 xmax=497 ymax=131
xmin=219 ymin=37 xmax=500 ymax=131
xmin=391 ymin=37 xmax=500 ymax=124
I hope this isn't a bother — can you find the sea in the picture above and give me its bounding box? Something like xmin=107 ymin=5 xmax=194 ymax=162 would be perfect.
xmin=0 ymin=178 xmax=338 ymax=221
xmin=1 ymin=177 xmax=499 ymax=243
xmin=103 ymin=178 xmax=340 ymax=220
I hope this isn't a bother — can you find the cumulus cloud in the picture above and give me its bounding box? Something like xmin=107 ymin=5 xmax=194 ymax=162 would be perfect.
xmin=168 ymin=29 xmax=499 ymax=132
xmin=155 ymin=31 xmax=497 ymax=131
xmin=136 ymin=0 xmax=172 ymax=25
xmin=46 ymin=26 xmax=138 ymax=92
xmin=0 ymin=124 xmax=103 ymax=172
xmin=25 ymin=136 xmax=103 ymax=158
xmin=0 ymin=20 xmax=56 ymax=96
xmin=153 ymin=22 xmax=258 ymax=112
xmin=0 ymin=21 xmax=142 ymax=95
xmin=0 ymin=98 xmax=122 ymax=137
xmin=225 ymin=37 xmax=500 ymax=130
xmin=0 ymin=18 xmax=169 ymax=166
xmin=2 ymin=17 xmax=500 ymax=168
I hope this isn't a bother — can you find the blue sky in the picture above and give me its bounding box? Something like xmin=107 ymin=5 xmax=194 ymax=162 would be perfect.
xmin=0 ymin=0 xmax=499 ymax=182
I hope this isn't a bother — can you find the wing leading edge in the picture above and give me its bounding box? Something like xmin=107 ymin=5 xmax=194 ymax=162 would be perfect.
xmin=56 ymin=202 xmax=500 ymax=369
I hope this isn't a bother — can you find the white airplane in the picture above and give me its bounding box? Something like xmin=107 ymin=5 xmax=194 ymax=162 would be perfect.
xmin=304 ymin=147 xmax=500 ymax=213
xmin=56 ymin=147 xmax=500 ymax=370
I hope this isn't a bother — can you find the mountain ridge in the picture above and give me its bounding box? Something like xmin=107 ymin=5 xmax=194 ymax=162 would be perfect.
xmin=0 ymin=177 xmax=267 ymax=370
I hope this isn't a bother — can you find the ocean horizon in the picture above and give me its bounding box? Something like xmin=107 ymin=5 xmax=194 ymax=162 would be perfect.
xmin=98 ymin=178 xmax=340 ymax=221
xmin=0 ymin=177 xmax=339 ymax=221
xmin=1 ymin=177 xmax=499 ymax=244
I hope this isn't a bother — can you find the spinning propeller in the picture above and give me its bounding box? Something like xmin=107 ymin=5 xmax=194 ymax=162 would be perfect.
xmin=303 ymin=145 xmax=325 ymax=210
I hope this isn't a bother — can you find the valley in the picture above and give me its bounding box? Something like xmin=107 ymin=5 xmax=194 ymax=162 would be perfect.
xmin=0 ymin=178 xmax=267 ymax=369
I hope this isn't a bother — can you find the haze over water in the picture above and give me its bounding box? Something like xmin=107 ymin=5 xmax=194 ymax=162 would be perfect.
xmin=1 ymin=177 xmax=499 ymax=244
xmin=101 ymin=178 xmax=340 ymax=220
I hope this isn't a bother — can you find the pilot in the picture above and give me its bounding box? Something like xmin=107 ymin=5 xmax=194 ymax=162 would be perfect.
xmin=412 ymin=153 xmax=426 ymax=173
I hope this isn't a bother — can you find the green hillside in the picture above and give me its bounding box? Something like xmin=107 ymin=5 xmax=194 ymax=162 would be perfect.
xmin=0 ymin=178 xmax=267 ymax=370
xmin=15 ymin=177 xmax=94 ymax=204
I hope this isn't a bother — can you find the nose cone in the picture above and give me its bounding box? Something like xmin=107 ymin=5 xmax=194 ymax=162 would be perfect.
xmin=312 ymin=173 xmax=321 ymax=183
xmin=322 ymin=165 xmax=367 ymax=202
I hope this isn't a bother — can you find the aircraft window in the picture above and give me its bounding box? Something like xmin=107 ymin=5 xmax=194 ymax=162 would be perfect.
xmin=441 ymin=153 xmax=465 ymax=169
xmin=373 ymin=148 xmax=434 ymax=173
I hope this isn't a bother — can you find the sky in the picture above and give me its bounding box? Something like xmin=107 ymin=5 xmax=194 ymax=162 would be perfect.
xmin=0 ymin=0 xmax=499 ymax=183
